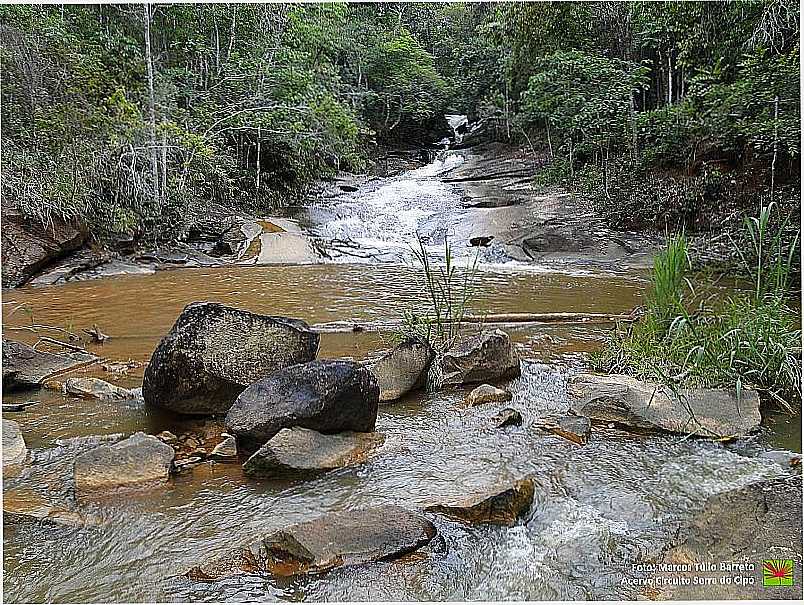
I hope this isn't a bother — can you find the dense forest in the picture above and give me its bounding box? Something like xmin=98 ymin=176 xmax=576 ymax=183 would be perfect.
xmin=0 ymin=1 xmax=799 ymax=243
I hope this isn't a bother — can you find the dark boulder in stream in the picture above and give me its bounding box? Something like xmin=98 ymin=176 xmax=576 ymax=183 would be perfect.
xmin=187 ymin=505 xmax=436 ymax=580
xmin=370 ymin=339 xmax=433 ymax=402
xmin=142 ymin=302 xmax=319 ymax=415
xmin=225 ymin=360 xmax=379 ymax=451
xmin=2 ymin=339 xmax=96 ymax=391
xmin=439 ymin=329 xmax=520 ymax=386
xmin=568 ymin=374 xmax=761 ymax=438
xmin=243 ymin=427 xmax=385 ymax=477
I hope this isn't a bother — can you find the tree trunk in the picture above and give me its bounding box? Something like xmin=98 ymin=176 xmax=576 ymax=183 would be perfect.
xmin=143 ymin=3 xmax=160 ymax=210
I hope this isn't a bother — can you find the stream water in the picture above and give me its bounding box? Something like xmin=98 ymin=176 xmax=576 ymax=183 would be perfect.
xmin=1 ymin=152 xmax=800 ymax=602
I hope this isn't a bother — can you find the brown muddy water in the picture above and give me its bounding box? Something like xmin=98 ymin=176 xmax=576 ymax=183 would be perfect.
xmin=2 ymin=153 xmax=801 ymax=602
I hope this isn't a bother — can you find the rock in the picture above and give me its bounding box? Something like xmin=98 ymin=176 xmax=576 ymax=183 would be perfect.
xmin=1 ymin=209 xmax=86 ymax=288
xmin=439 ymin=330 xmax=520 ymax=386
xmin=2 ymin=419 xmax=27 ymax=466
xmin=425 ymin=478 xmax=535 ymax=526
xmin=568 ymin=374 xmax=761 ymax=438
xmin=156 ymin=430 xmax=178 ymax=444
xmin=2 ymin=339 xmax=95 ymax=391
xmin=469 ymin=235 xmax=494 ymax=247
xmin=657 ymin=475 xmax=802 ymax=600
xmin=209 ymin=435 xmax=238 ymax=461
xmin=3 ymin=489 xmax=90 ymax=528
xmin=65 ymin=377 xmax=134 ymax=400
xmin=464 ymin=384 xmax=512 ymax=407
xmin=370 ymin=339 xmax=434 ymax=402
xmin=142 ymin=302 xmax=320 ymax=415
xmin=187 ymin=506 xmax=436 ymax=580
xmin=535 ymin=415 xmax=592 ymax=445
xmin=758 ymin=450 xmax=802 ymax=473
xmin=225 ymin=360 xmax=379 ymax=451
xmin=73 ymin=432 xmax=175 ymax=495
xmin=243 ymin=428 xmax=384 ymax=477
xmin=214 ymin=220 xmax=263 ymax=257
xmin=492 ymin=408 xmax=523 ymax=428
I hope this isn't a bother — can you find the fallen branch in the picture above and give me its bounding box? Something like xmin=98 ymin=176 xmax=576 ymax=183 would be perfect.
xmin=34 ymin=336 xmax=91 ymax=354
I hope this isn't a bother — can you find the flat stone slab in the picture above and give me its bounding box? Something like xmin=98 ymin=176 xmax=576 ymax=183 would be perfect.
xmin=425 ymin=478 xmax=535 ymax=526
xmin=3 ymin=489 xmax=91 ymax=528
xmin=568 ymin=374 xmax=761 ymax=438
xmin=187 ymin=505 xmax=436 ymax=580
xmin=657 ymin=475 xmax=802 ymax=600
xmin=65 ymin=377 xmax=135 ymax=400
xmin=243 ymin=428 xmax=385 ymax=477
xmin=73 ymin=432 xmax=174 ymax=496
xmin=2 ymin=419 xmax=27 ymax=466
xmin=3 ymin=339 xmax=95 ymax=391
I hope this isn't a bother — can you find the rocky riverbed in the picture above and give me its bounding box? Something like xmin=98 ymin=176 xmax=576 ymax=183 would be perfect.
xmin=2 ymin=147 xmax=801 ymax=602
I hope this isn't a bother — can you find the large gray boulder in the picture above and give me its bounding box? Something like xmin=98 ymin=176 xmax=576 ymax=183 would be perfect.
xmin=424 ymin=478 xmax=535 ymax=526
xmin=142 ymin=302 xmax=319 ymax=415
xmin=225 ymin=360 xmax=379 ymax=451
xmin=243 ymin=428 xmax=385 ymax=477
xmin=2 ymin=339 xmax=95 ymax=391
xmin=2 ymin=419 xmax=27 ymax=466
xmin=439 ymin=330 xmax=520 ymax=385
xmin=370 ymin=339 xmax=434 ymax=402
xmin=657 ymin=475 xmax=802 ymax=600
xmin=73 ymin=432 xmax=175 ymax=496
xmin=187 ymin=506 xmax=436 ymax=580
xmin=568 ymin=374 xmax=761 ymax=438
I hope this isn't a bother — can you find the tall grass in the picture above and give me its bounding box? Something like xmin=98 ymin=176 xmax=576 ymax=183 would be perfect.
xmin=593 ymin=204 xmax=801 ymax=412
xmin=400 ymin=235 xmax=481 ymax=355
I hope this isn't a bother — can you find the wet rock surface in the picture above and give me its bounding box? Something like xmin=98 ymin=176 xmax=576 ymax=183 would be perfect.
xmin=65 ymin=377 xmax=136 ymax=400
xmin=187 ymin=505 xmax=437 ymax=580
xmin=492 ymin=407 xmax=524 ymax=428
xmin=2 ymin=419 xmax=27 ymax=466
xmin=73 ymin=432 xmax=175 ymax=496
xmin=464 ymin=383 xmax=512 ymax=407
xmin=143 ymin=302 xmax=320 ymax=415
xmin=243 ymin=428 xmax=385 ymax=477
xmin=657 ymin=475 xmax=803 ymax=600
xmin=1 ymin=208 xmax=86 ymax=288
xmin=370 ymin=339 xmax=434 ymax=402
xmin=2 ymin=339 xmax=95 ymax=391
xmin=424 ymin=478 xmax=535 ymax=526
xmin=534 ymin=414 xmax=592 ymax=445
xmin=439 ymin=330 xmax=520 ymax=386
xmin=568 ymin=373 xmax=761 ymax=438
xmin=225 ymin=360 xmax=379 ymax=451
xmin=3 ymin=489 xmax=90 ymax=528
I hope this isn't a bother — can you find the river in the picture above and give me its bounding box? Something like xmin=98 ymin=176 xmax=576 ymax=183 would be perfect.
xmin=1 ymin=150 xmax=800 ymax=602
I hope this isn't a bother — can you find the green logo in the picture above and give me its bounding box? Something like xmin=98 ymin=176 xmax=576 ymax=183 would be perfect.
xmin=763 ymin=559 xmax=794 ymax=587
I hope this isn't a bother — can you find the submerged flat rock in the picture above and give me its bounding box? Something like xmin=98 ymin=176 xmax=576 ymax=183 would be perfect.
xmin=243 ymin=427 xmax=384 ymax=477
xmin=425 ymin=478 xmax=535 ymax=526
xmin=2 ymin=339 xmax=95 ymax=391
xmin=73 ymin=432 xmax=174 ymax=496
xmin=568 ymin=374 xmax=761 ymax=438
xmin=187 ymin=505 xmax=436 ymax=580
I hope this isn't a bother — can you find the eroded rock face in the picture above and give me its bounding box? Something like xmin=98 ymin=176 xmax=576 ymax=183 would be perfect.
xmin=243 ymin=428 xmax=385 ymax=477
xmin=656 ymin=475 xmax=802 ymax=600
xmin=465 ymin=384 xmax=512 ymax=407
xmin=439 ymin=330 xmax=520 ymax=386
xmin=425 ymin=478 xmax=535 ymax=526
xmin=73 ymin=432 xmax=174 ymax=496
xmin=370 ymin=339 xmax=434 ymax=402
xmin=568 ymin=374 xmax=761 ymax=438
xmin=142 ymin=302 xmax=319 ymax=415
xmin=2 ymin=419 xmax=27 ymax=466
xmin=187 ymin=506 xmax=436 ymax=580
xmin=2 ymin=339 xmax=95 ymax=391
xmin=65 ymin=377 xmax=135 ymax=400
xmin=1 ymin=211 xmax=86 ymax=288
xmin=225 ymin=360 xmax=379 ymax=451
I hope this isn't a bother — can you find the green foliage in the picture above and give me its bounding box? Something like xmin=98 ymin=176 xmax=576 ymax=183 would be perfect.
xmin=594 ymin=208 xmax=802 ymax=411
xmin=400 ymin=236 xmax=481 ymax=357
